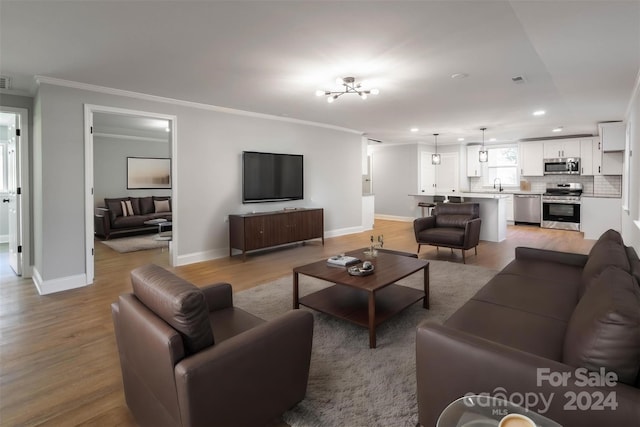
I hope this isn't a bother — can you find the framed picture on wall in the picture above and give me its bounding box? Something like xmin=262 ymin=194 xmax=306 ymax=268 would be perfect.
xmin=127 ymin=157 xmax=171 ymax=189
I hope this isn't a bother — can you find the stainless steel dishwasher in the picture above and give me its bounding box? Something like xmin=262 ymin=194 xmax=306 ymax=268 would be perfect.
xmin=514 ymin=194 xmax=541 ymax=225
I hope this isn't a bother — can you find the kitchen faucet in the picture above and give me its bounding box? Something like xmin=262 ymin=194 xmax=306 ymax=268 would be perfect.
xmin=493 ymin=178 xmax=503 ymax=192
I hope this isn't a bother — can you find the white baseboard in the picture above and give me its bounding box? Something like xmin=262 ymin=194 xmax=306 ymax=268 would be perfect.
xmin=175 ymin=248 xmax=228 ymax=266
xmin=324 ymin=226 xmax=366 ymax=238
xmin=374 ymin=214 xmax=415 ymax=222
xmin=33 ymin=268 xmax=90 ymax=295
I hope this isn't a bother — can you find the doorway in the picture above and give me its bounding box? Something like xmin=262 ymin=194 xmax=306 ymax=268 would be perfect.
xmin=0 ymin=107 xmax=29 ymax=278
xmin=84 ymin=105 xmax=177 ymax=284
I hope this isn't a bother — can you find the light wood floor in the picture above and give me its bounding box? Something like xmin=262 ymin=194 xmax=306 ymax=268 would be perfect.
xmin=0 ymin=221 xmax=595 ymax=426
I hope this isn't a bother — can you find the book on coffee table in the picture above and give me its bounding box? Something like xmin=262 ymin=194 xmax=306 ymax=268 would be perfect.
xmin=327 ymin=255 xmax=360 ymax=267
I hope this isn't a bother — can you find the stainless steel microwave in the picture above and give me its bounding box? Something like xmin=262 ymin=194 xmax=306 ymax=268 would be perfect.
xmin=543 ymin=158 xmax=580 ymax=175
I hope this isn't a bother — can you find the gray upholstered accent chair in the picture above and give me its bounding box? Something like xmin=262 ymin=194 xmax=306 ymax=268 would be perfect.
xmin=111 ymin=264 xmax=314 ymax=427
xmin=413 ymin=202 xmax=482 ymax=263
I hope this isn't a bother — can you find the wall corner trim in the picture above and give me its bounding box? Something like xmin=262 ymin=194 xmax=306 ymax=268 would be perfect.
xmin=33 ymin=268 xmax=90 ymax=295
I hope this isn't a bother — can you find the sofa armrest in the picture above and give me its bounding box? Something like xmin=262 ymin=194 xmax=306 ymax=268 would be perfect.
xmin=416 ymin=321 xmax=640 ymax=427
xmin=515 ymin=247 xmax=588 ymax=267
xmin=174 ymin=310 xmax=314 ymax=427
xmin=414 ymin=216 xmax=436 ymax=237
xmin=201 ymin=283 xmax=233 ymax=311
xmin=463 ymin=217 xmax=482 ymax=248
xmin=94 ymin=208 xmax=111 ymax=238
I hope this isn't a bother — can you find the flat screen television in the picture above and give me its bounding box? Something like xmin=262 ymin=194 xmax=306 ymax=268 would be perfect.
xmin=242 ymin=151 xmax=304 ymax=203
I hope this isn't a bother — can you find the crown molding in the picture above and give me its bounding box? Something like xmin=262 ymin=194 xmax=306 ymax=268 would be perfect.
xmin=35 ymin=75 xmax=363 ymax=135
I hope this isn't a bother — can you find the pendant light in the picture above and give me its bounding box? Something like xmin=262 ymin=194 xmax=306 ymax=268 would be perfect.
xmin=431 ymin=133 xmax=441 ymax=165
xmin=479 ymin=127 xmax=488 ymax=163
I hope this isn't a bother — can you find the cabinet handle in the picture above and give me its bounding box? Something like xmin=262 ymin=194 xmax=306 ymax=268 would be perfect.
xmin=598 ymin=166 xmax=601 ymax=173
xmin=598 ymin=142 xmax=601 ymax=150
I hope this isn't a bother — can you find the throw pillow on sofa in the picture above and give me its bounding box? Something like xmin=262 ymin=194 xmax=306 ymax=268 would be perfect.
xmin=154 ymin=199 xmax=170 ymax=213
xmin=563 ymin=266 xmax=640 ymax=385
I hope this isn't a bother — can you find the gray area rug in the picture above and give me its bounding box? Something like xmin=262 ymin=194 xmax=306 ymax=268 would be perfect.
xmin=233 ymin=260 xmax=498 ymax=427
xmin=100 ymin=235 xmax=168 ymax=253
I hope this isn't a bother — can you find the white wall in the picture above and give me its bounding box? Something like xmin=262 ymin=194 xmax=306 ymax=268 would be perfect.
xmin=34 ymin=82 xmax=363 ymax=287
xmin=370 ymin=143 xmax=419 ymax=219
xmin=621 ymin=82 xmax=640 ymax=253
xmin=93 ymin=136 xmax=171 ymax=208
xmin=0 ymin=125 xmax=8 ymax=241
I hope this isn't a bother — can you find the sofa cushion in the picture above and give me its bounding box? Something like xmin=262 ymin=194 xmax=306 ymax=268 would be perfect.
xmin=128 ymin=197 xmax=142 ymax=215
xmin=209 ymin=307 xmax=265 ymax=343
xmin=563 ymin=266 xmax=640 ymax=385
xmin=417 ymin=227 xmax=465 ymax=246
xmin=472 ymin=272 xmax=579 ymax=321
xmin=501 ymin=257 xmax=584 ymax=289
xmin=104 ymin=197 xmax=129 ymax=222
xmin=445 ymin=299 xmax=567 ymax=361
xmin=131 ymin=264 xmax=214 ymax=355
xmin=139 ymin=196 xmax=154 ymax=214
xmin=580 ymin=230 xmax=630 ymax=297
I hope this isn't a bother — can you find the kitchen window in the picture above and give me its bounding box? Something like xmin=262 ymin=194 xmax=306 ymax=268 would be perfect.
xmin=481 ymin=145 xmax=519 ymax=188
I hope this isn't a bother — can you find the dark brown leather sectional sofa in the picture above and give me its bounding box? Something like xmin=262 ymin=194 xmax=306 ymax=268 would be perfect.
xmin=416 ymin=229 xmax=640 ymax=426
xmin=95 ymin=196 xmax=172 ymax=239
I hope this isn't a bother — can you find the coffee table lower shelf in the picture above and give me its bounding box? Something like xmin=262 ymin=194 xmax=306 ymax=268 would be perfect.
xmin=298 ymin=284 xmax=425 ymax=336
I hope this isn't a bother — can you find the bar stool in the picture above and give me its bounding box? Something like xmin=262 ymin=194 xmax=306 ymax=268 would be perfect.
xmin=448 ymin=196 xmax=464 ymax=203
xmin=418 ymin=201 xmax=436 ymax=217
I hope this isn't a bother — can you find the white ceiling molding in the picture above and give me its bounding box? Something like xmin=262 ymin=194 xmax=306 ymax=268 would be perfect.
xmin=35 ymin=76 xmax=363 ymax=136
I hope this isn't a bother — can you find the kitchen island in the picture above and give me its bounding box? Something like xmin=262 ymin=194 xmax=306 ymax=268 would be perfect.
xmin=410 ymin=192 xmax=509 ymax=242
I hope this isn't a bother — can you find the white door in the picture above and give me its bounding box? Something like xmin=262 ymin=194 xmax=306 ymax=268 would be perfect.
xmin=420 ymin=152 xmax=436 ymax=194
xmin=6 ymin=115 xmax=21 ymax=275
xmin=436 ymin=152 xmax=459 ymax=193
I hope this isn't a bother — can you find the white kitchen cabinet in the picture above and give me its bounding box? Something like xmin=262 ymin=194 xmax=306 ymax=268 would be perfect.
xmin=602 ymin=152 xmax=623 ymax=175
xmin=505 ymin=194 xmax=514 ymax=223
xmin=436 ymin=152 xmax=459 ymax=193
xmin=580 ymin=139 xmax=594 ymax=175
xmin=599 ymin=122 xmax=625 ymax=151
xmin=518 ymin=141 xmax=544 ymax=176
xmin=588 ymin=137 xmax=622 ymax=176
xmin=543 ymin=139 xmax=580 ymax=158
xmin=581 ymin=197 xmax=621 ymax=239
xmin=466 ymin=145 xmax=482 ymax=177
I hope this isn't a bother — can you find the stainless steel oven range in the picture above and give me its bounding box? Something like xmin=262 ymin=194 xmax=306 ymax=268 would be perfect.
xmin=542 ymin=183 xmax=582 ymax=231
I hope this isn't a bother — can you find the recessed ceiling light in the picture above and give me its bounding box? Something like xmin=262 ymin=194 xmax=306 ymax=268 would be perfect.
xmin=552 ymin=126 xmax=563 ymax=132
xmin=457 ymin=137 xmax=465 ymax=141
xmin=451 ymin=73 xmax=468 ymax=79
xmin=410 ymin=127 xmax=419 ymax=132
xmin=489 ymin=138 xmax=497 ymax=142
xmin=533 ymin=110 xmax=546 ymax=116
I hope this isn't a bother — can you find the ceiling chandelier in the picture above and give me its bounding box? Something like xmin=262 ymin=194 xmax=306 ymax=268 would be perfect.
xmin=479 ymin=127 xmax=488 ymax=163
xmin=316 ymin=77 xmax=379 ymax=103
xmin=432 ymin=133 xmax=441 ymax=165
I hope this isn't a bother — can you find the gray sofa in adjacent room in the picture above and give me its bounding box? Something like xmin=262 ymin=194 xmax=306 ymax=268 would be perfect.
xmin=95 ymin=196 xmax=172 ymax=239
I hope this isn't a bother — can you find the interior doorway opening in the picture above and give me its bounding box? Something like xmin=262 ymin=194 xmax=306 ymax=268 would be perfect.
xmin=84 ymin=105 xmax=177 ymax=284
xmin=0 ymin=107 xmax=29 ymax=278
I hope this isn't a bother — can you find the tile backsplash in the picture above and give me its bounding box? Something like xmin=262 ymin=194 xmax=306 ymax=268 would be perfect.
xmin=469 ymin=175 xmax=622 ymax=197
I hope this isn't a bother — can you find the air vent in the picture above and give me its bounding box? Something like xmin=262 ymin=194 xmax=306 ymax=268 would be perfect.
xmin=0 ymin=76 xmax=10 ymax=90
xmin=368 ymin=138 xmax=383 ymax=144
xmin=511 ymin=75 xmax=526 ymax=84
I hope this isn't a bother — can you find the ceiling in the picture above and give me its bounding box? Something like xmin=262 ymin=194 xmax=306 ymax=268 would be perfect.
xmin=1 ymin=1 xmax=639 ymax=145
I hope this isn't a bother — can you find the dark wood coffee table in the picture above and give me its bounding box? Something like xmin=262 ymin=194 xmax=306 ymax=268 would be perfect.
xmin=293 ymin=248 xmax=429 ymax=348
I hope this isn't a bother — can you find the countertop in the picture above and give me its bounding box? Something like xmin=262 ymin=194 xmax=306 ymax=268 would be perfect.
xmin=410 ymin=192 xmax=510 ymax=199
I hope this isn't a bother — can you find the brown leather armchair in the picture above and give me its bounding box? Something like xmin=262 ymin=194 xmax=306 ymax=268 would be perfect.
xmin=413 ymin=202 xmax=481 ymax=263
xmin=111 ymin=264 xmax=314 ymax=427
